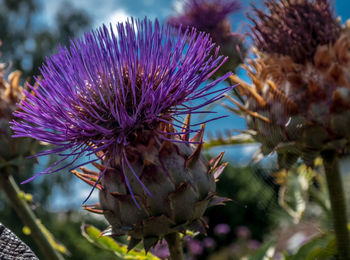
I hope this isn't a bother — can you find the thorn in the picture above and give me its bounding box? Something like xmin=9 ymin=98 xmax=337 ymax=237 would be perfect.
xmin=71 ymin=170 xmax=102 ymax=190
xmin=181 ymin=114 xmax=191 ymax=141
xmin=79 ymin=166 xmax=99 ymax=176
xmin=190 ymin=123 xmax=205 ymax=143
xmin=186 ymin=125 xmax=205 ymax=168
xmin=127 ymin=237 xmax=141 ymax=252
xmin=77 ymin=172 xmax=99 ymax=182
xmin=212 ymin=162 xmax=228 ymax=180
xmin=143 ymin=237 xmax=159 ymax=253
xmin=82 ymin=203 xmax=105 ymax=214
xmin=208 ymin=195 xmax=232 ymax=207
xmin=92 ymin=162 xmax=106 ymax=172
xmin=209 ymin=152 xmax=225 ymax=168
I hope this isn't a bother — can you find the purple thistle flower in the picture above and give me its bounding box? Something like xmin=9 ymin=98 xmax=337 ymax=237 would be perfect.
xmin=186 ymin=238 xmax=204 ymax=255
xmin=168 ymin=0 xmax=244 ymax=78
xmin=151 ymin=239 xmax=170 ymax=259
xmin=247 ymin=239 xmax=261 ymax=250
xmin=214 ymin=223 xmax=231 ymax=235
xmin=202 ymin=237 xmax=216 ymax=249
xmin=168 ymin=0 xmax=241 ymax=44
xmin=11 ymin=18 xmax=231 ymax=191
xmin=236 ymin=225 xmax=250 ymax=239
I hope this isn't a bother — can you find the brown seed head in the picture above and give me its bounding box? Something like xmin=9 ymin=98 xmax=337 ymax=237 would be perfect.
xmin=249 ymin=0 xmax=341 ymax=64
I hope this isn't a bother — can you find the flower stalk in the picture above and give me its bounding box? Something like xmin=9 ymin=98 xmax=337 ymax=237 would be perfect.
xmin=321 ymin=150 xmax=350 ymax=260
xmin=164 ymin=232 xmax=184 ymax=260
xmin=0 ymin=172 xmax=64 ymax=260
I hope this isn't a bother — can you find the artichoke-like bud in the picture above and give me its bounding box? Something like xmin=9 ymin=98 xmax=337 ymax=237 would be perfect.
xmin=12 ymin=18 xmax=232 ymax=251
xmin=168 ymin=0 xmax=245 ymax=78
xmin=229 ymin=1 xmax=350 ymax=167
xmin=73 ymin=123 xmax=228 ymax=251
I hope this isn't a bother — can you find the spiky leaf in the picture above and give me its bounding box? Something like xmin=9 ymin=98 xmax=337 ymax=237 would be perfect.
xmin=81 ymin=224 xmax=159 ymax=260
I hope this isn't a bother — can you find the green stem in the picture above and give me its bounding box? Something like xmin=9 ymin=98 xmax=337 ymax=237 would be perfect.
xmin=164 ymin=232 xmax=184 ymax=260
xmin=0 ymin=173 xmax=64 ymax=260
xmin=321 ymin=150 xmax=350 ymax=260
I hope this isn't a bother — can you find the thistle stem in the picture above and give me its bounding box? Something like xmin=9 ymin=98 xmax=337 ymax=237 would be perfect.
xmin=164 ymin=232 xmax=184 ymax=260
xmin=321 ymin=150 xmax=350 ymax=260
xmin=0 ymin=173 xmax=64 ymax=260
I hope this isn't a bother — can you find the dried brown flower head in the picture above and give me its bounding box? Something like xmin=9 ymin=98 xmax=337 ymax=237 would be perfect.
xmin=249 ymin=0 xmax=341 ymax=64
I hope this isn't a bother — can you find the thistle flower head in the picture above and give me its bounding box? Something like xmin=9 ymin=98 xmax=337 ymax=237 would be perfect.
xmin=249 ymin=0 xmax=341 ymax=64
xmin=12 ymin=18 xmax=231 ymax=181
xmin=168 ymin=0 xmax=241 ymax=44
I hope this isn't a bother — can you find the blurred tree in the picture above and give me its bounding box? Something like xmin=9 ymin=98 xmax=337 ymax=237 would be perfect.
xmin=0 ymin=0 xmax=91 ymax=203
xmin=0 ymin=0 xmax=90 ymax=79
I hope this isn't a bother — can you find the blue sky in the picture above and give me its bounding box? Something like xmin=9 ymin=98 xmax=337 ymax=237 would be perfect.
xmin=40 ymin=0 xmax=350 ymax=27
xmin=36 ymin=0 xmax=350 ymax=209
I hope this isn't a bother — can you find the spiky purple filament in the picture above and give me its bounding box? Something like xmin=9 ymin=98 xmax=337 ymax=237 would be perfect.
xmin=12 ymin=18 xmax=232 ymax=204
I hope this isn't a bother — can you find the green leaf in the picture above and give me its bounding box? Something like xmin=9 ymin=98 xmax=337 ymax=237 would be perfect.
xmin=288 ymin=231 xmax=336 ymax=260
xmin=248 ymin=240 xmax=275 ymax=260
xmin=81 ymin=224 xmax=159 ymax=260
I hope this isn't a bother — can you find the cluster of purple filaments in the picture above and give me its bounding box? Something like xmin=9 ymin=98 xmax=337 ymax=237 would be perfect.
xmin=11 ymin=18 xmax=231 ymax=184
